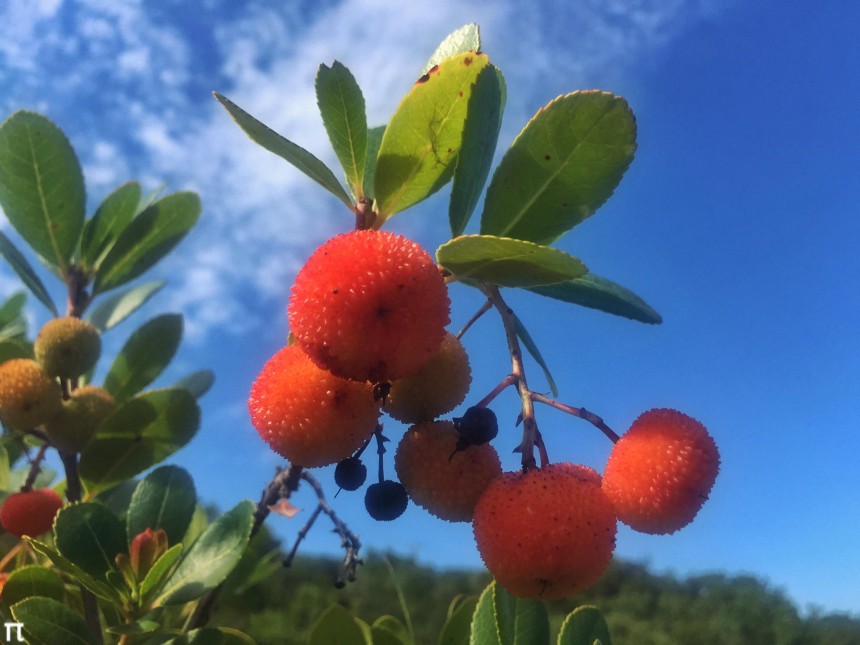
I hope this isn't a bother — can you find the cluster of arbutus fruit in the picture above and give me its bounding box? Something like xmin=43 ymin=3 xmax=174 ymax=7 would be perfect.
xmin=0 ymin=316 xmax=114 ymax=538
xmin=247 ymin=226 xmax=721 ymax=600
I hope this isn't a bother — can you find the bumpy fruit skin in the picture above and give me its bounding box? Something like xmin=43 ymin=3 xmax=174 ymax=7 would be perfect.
xmin=384 ymin=332 xmax=471 ymax=423
xmin=602 ymin=408 xmax=720 ymax=535
xmin=365 ymin=480 xmax=409 ymax=521
xmin=34 ymin=317 xmax=101 ymax=379
xmin=395 ymin=421 xmax=501 ymax=522
xmin=472 ymin=463 xmax=617 ymax=600
xmin=288 ymin=230 xmax=450 ymax=383
xmin=335 ymin=457 xmax=368 ymax=491
xmin=0 ymin=488 xmax=64 ymax=537
xmin=0 ymin=359 xmax=62 ymax=430
xmin=46 ymin=385 xmax=116 ymax=453
xmin=248 ymin=344 xmax=380 ymax=467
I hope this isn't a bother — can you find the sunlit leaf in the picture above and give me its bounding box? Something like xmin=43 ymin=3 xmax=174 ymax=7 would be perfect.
xmin=437 ymin=235 xmax=586 ymax=287
xmin=363 ymin=125 xmax=385 ymax=200
xmin=449 ymin=65 xmax=505 ymax=237
xmin=481 ymin=91 xmax=636 ymax=244
xmin=81 ymin=181 xmax=141 ymax=271
xmin=127 ymin=465 xmax=197 ymax=546
xmin=94 ymin=191 xmax=200 ymax=295
xmin=557 ymin=605 xmax=612 ymax=645
xmin=11 ymin=597 xmax=94 ymax=645
xmin=527 ymin=273 xmax=662 ymax=324
xmin=79 ymin=388 xmax=200 ymax=494
xmin=157 ymin=500 xmax=255 ymax=606
xmin=0 ymin=111 xmax=85 ymax=271
xmin=423 ymin=23 xmax=481 ymax=74
xmin=173 ymin=369 xmax=215 ymax=399
xmin=103 ymin=313 xmax=183 ymax=402
xmin=54 ymin=502 xmax=127 ymax=577
xmin=87 ymin=279 xmax=165 ymax=332
xmin=214 ymin=92 xmax=352 ymax=208
xmin=317 ymin=61 xmax=367 ymax=197
xmin=375 ymin=52 xmax=490 ymax=218
xmin=1 ymin=565 xmax=65 ymax=605
xmin=0 ymin=232 xmax=58 ymax=315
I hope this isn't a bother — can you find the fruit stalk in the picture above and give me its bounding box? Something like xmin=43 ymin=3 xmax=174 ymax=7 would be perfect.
xmin=530 ymin=392 xmax=621 ymax=443
xmin=482 ymin=284 xmax=539 ymax=471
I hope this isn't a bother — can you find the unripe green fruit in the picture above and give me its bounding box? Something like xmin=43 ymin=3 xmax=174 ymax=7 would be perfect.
xmin=0 ymin=359 xmax=62 ymax=430
xmin=384 ymin=332 xmax=472 ymax=423
xmin=46 ymin=385 xmax=116 ymax=453
xmin=35 ymin=317 xmax=101 ymax=379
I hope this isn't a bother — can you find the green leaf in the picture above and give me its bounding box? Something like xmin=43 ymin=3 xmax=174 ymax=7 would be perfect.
xmin=81 ymin=181 xmax=141 ymax=271
xmin=492 ymin=583 xmax=514 ymax=645
xmin=438 ymin=596 xmax=478 ymax=645
xmin=54 ymin=502 xmax=126 ymax=578
xmin=1 ymin=565 xmax=65 ymax=605
xmin=164 ymin=627 xmax=257 ymax=644
xmin=363 ymin=125 xmax=386 ymax=200
xmin=437 ymin=235 xmax=587 ymax=288
xmin=25 ymin=538 xmax=120 ymax=603
xmin=10 ymin=597 xmax=94 ymax=645
xmin=481 ymin=92 xmax=636 ymax=244
xmin=0 ymin=445 xmax=9 ymax=491
xmin=127 ymin=465 xmax=197 ymax=546
xmin=512 ymin=313 xmax=558 ymax=397
xmin=0 ymin=338 xmax=33 ymax=363
xmin=0 ymin=291 xmax=26 ymax=329
xmin=93 ymin=191 xmax=201 ymax=295
xmin=309 ymin=604 xmax=372 ymax=645
xmin=214 ymin=92 xmax=352 ymax=208
xmin=527 ymin=273 xmax=662 ymax=324
xmin=470 ymin=581 xmax=504 ymax=645
xmin=0 ymin=231 xmax=58 ymax=315
xmin=316 ymin=61 xmax=368 ymax=198
xmin=173 ymin=369 xmax=215 ymax=399
xmin=449 ymin=65 xmax=505 ymax=237
xmin=557 ymin=606 xmax=611 ymax=645
xmin=103 ymin=313 xmax=183 ymax=402
xmin=79 ymin=388 xmax=200 ymax=494
xmin=139 ymin=543 xmax=183 ymax=603
xmin=86 ymin=279 xmax=165 ymax=332
xmin=423 ymin=23 xmax=481 ymax=74
xmin=372 ymin=615 xmax=411 ymax=645
xmin=105 ymin=620 xmax=161 ymax=636
xmin=156 ymin=500 xmax=255 ymax=606
xmin=0 ymin=111 xmax=85 ymax=271
xmin=375 ymin=52 xmax=491 ymax=218
xmin=511 ymin=598 xmax=549 ymax=645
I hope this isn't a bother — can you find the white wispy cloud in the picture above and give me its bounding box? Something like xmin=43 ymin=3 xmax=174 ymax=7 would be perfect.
xmin=0 ymin=0 xmax=721 ymax=341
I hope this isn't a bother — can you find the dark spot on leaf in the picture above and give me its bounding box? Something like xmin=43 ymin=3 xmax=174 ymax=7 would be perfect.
xmin=464 ymin=57 xmax=473 ymax=66
xmin=459 ymin=91 xmax=464 ymax=97
xmin=416 ymin=73 xmax=430 ymax=84
xmin=544 ymin=155 xmax=551 ymax=161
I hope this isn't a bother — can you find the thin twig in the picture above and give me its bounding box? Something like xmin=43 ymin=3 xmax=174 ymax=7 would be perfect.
xmin=483 ymin=285 xmax=539 ymax=471
xmin=475 ymin=374 xmax=517 ymax=408
xmin=457 ymin=298 xmax=493 ymax=340
xmin=299 ymin=471 xmax=362 ymax=588
xmin=282 ymin=505 xmax=323 ymax=567
xmin=21 ymin=444 xmax=49 ymax=492
xmin=530 ymin=392 xmax=621 ymax=443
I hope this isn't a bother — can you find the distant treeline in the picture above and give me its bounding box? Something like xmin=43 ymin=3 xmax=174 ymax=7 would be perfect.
xmin=211 ymin=535 xmax=859 ymax=644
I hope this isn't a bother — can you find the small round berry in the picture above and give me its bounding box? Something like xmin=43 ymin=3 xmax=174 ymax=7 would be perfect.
xmin=34 ymin=317 xmax=101 ymax=379
xmin=334 ymin=457 xmax=368 ymax=491
xmin=0 ymin=359 xmax=62 ymax=430
xmin=472 ymin=463 xmax=617 ymax=600
xmin=454 ymin=406 xmax=498 ymax=446
xmin=248 ymin=345 xmax=380 ymax=467
xmin=1 ymin=488 xmax=64 ymax=537
xmin=602 ymin=408 xmax=720 ymax=534
xmin=46 ymin=385 xmax=116 ymax=453
xmin=364 ymin=480 xmax=408 ymax=521
xmin=288 ymin=230 xmax=451 ymax=382
xmin=395 ymin=421 xmax=501 ymax=522
xmin=384 ymin=332 xmax=471 ymax=423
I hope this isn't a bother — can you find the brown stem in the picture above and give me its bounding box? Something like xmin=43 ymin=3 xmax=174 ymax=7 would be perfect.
xmin=65 ymin=265 xmax=91 ymax=318
xmin=475 ymin=374 xmax=517 ymax=408
xmin=457 ymin=298 xmax=493 ymax=340
xmin=483 ymin=285 xmax=539 ymax=471
xmin=354 ymin=197 xmax=375 ymax=231
xmin=530 ymin=392 xmax=621 ymax=443
xmin=21 ymin=444 xmax=49 ymax=492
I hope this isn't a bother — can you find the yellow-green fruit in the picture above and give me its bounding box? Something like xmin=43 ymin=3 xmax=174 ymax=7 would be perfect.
xmin=35 ymin=317 xmax=101 ymax=379
xmin=46 ymin=385 xmax=116 ymax=453
xmin=394 ymin=420 xmax=501 ymax=522
xmin=0 ymin=359 xmax=62 ymax=430
xmin=384 ymin=333 xmax=471 ymax=424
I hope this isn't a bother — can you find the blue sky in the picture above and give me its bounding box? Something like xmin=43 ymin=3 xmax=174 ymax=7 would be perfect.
xmin=2 ymin=0 xmax=859 ymax=616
